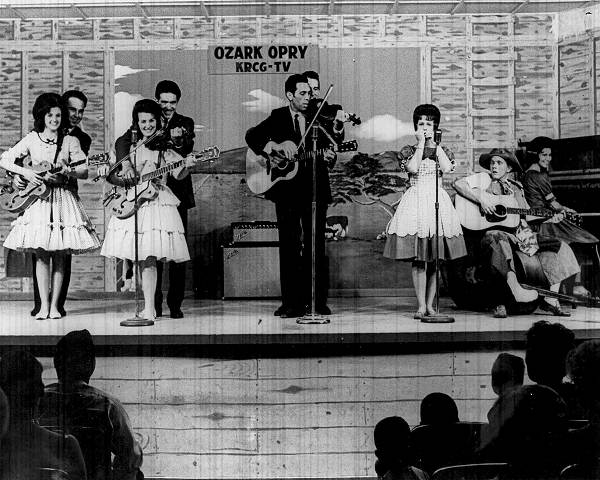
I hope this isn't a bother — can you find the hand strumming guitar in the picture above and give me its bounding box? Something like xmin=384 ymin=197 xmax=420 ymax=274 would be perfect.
xmin=266 ymin=140 xmax=297 ymax=162
xmin=478 ymin=191 xmax=497 ymax=216
xmin=21 ymin=168 xmax=44 ymax=187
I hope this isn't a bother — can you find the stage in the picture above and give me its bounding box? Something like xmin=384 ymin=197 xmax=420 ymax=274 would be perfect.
xmin=2 ymin=295 xmax=600 ymax=353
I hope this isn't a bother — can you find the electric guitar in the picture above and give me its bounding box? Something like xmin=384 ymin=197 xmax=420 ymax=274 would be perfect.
xmin=104 ymin=146 xmax=220 ymax=219
xmin=0 ymin=153 xmax=110 ymax=213
xmin=245 ymin=140 xmax=358 ymax=195
xmin=455 ymin=193 xmax=582 ymax=231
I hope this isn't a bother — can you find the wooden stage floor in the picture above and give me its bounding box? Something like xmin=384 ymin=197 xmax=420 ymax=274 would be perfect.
xmin=2 ymin=295 xmax=600 ymax=351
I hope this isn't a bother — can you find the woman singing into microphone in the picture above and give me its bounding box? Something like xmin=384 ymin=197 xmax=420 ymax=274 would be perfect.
xmin=101 ymin=99 xmax=190 ymax=321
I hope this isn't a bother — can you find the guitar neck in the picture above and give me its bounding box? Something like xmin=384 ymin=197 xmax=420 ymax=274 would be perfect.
xmin=505 ymin=207 xmax=552 ymax=218
xmin=47 ymin=158 xmax=87 ymax=174
xmin=140 ymin=157 xmax=186 ymax=183
xmin=295 ymin=148 xmax=328 ymax=162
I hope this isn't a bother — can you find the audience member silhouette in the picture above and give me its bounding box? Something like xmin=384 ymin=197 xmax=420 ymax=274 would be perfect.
xmin=488 ymin=353 xmax=525 ymax=423
xmin=567 ymin=340 xmax=600 ymax=477
xmin=0 ymin=350 xmax=86 ymax=480
xmin=0 ymin=387 xmax=7 ymax=440
xmin=374 ymin=416 xmax=429 ymax=480
xmin=38 ymin=330 xmax=143 ymax=480
xmin=479 ymin=384 xmax=569 ymax=479
xmin=420 ymin=392 xmax=459 ymax=425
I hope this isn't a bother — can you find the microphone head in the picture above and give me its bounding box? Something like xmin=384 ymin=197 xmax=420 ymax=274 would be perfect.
xmin=131 ymin=127 xmax=138 ymax=143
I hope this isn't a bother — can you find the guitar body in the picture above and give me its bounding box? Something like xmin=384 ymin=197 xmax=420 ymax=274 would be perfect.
xmin=455 ymin=193 xmax=521 ymax=231
xmin=245 ymin=149 xmax=298 ymax=195
xmin=0 ymin=183 xmax=51 ymax=213
xmin=108 ymin=181 xmax=159 ymax=219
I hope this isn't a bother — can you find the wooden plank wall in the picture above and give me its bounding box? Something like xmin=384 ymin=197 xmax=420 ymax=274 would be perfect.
xmin=39 ymin=349 xmax=523 ymax=478
xmin=0 ymin=12 xmax=556 ymax=292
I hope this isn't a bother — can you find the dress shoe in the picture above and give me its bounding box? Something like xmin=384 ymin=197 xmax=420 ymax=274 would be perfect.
xmin=315 ymin=304 xmax=331 ymax=315
xmin=155 ymin=305 xmax=163 ymax=318
xmin=274 ymin=305 xmax=286 ymax=316
xmin=30 ymin=307 xmax=41 ymax=317
xmin=58 ymin=308 xmax=67 ymax=317
xmin=170 ymin=309 xmax=184 ymax=319
xmin=539 ymin=300 xmax=571 ymax=317
xmin=280 ymin=307 xmax=304 ymax=318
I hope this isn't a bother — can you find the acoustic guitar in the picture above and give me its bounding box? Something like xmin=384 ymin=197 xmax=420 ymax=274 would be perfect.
xmin=0 ymin=152 xmax=110 ymax=214
xmin=104 ymin=146 xmax=220 ymax=219
xmin=454 ymin=194 xmax=581 ymax=231
xmin=245 ymin=140 xmax=358 ymax=195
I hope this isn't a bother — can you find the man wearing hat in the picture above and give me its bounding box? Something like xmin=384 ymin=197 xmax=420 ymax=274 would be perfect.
xmin=38 ymin=329 xmax=143 ymax=480
xmin=522 ymin=136 xmax=598 ymax=296
xmin=453 ymin=148 xmax=580 ymax=318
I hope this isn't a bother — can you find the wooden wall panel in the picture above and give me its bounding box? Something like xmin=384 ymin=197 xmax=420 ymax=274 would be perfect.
xmin=0 ymin=21 xmax=13 ymax=40
xmin=559 ymin=40 xmax=593 ymax=138
xmin=514 ymin=14 xmax=553 ymax=38
xmin=343 ymin=16 xmax=380 ymax=37
xmin=218 ymin=18 xmax=258 ymax=39
xmin=261 ymin=16 xmax=299 ymax=38
xmin=472 ymin=85 xmax=510 ymax=110
xmin=98 ymin=18 xmax=134 ymax=40
xmin=179 ymin=17 xmax=215 ymax=39
xmin=473 ymin=116 xmax=510 ymax=144
xmin=139 ymin=18 xmax=174 ymax=39
xmin=472 ymin=20 xmax=509 ymax=37
xmin=385 ymin=15 xmax=421 ymax=37
xmin=20 ymin=20 xmax=52 ymax=41
xmin=36 ymin=351 xmax=519 ymax=478
xmin=427 ymin=16 xmax=466 ymax=39
xmin=0 ymin=53 xmax=21 ymax=150
xmin=57 ymin=19 xmax=94 ymax=40
xmin=302 ymin=16 xmax=341 ymax=37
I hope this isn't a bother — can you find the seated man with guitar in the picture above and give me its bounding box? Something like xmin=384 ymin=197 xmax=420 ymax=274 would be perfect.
xmin=245 ymin=73 xmax=346 ymax=318
xmin=453 ymin=148 xmax=580 ymax=318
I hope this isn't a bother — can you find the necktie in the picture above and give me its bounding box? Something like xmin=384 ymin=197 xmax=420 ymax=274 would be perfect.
xmin=294 ymin=113 xmax=301 ymax=139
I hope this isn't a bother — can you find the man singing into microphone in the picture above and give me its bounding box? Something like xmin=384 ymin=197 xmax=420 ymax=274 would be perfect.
xmin=246 ymin=73 xmax=344 ymax=318
xmin=115 ymin=80 xmax=195 ymax=319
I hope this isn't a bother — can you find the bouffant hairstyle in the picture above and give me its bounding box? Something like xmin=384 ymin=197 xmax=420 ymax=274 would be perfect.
xmin=413 ymin=104 xmax=441 ymax=130
xmin=526 ymin=320 xmax=575 ymax=386
xmin=131 ymin=99 xmax=162 ymax=138
xmin=155 ymin=80 xmax=182 ymax=101
xmin=32 ymin=92 xmax=67 ymax=133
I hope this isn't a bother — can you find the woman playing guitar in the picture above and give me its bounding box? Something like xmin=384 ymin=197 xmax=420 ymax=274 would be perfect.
xmin=100 ymin=99 xmax=190 ymax=321
xmin=0 ymin=93 xmax=101 ymax=319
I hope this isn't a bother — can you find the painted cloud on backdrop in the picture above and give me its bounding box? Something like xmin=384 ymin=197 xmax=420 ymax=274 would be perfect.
xmin=353 ymin=115 xmax=415 ymax=143
xmin=243 ymin=89 xmax=286 ymax=113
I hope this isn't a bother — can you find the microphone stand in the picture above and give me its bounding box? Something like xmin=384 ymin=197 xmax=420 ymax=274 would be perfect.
xmin=121 ymin=129 xmax=154 ymax=327
xmin=297 ymin=85 xmax=334 ymax=325
xmin=421 ymin=132 xmax=454 ymax=324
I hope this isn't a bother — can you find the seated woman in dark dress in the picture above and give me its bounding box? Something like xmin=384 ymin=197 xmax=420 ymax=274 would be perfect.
xmin=522 ymin=136 xmax=598 ymax=296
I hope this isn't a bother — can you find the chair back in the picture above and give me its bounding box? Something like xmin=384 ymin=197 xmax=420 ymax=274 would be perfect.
xmin=411 ymin=422 xmax=486 ymax=474
xmin=431 ymin=463 xmax=508 ymax=480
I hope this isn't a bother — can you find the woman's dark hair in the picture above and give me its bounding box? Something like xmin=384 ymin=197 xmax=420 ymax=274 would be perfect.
xmin=32 ymin=92 xmax=68 ymax=133
xmin=413 ymin=104 xmax=441 ymax=130
xmin=420 ymin=392 xmax=459 ymax=425
xmin=131 ymin=99 xmax=162 ymax=145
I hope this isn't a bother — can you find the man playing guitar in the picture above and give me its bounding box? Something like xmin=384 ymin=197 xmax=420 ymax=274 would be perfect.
xmin=245 ymin=73 xmax=344 ymax=318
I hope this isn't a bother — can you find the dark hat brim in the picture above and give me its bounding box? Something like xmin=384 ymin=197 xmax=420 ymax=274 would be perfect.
xmin=479 ymin=150 xmax=522 ymax=173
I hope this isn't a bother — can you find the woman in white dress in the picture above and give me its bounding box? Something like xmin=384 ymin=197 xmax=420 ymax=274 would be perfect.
xmin=384 ymin=104 xmax=466 ymax=318
xmin=0 ymin=93 xmax=101 ymax=320
xmin=101 ymin=99 xmax=190 ymax=321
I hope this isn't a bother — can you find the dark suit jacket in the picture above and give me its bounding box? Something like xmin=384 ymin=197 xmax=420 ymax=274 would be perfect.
xmin=115 ymin=112 xmax=196 ymax=209
xmin=63 ymin=126 xmax=91 ymax=193
xmin=245 ymin=106 xmax=343 ymax=203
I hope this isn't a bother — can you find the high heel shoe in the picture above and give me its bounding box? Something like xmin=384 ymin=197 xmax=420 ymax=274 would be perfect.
xmin=35 ymin=310 xmax=49 ymax=320
xmin=49 ymin=310 xmax=63 ymax=319
xmin=539 ymin=300 xmax=571 ymax=317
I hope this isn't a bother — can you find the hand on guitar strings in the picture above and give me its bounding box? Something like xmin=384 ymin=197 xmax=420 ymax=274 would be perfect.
xmin=20 ymin=168 xmax=44 ymax=187
xmin=548 ymin=212 xmax=565 ymax=224
xmin=478 ymin=192 xmax=497 ymax=216
xmin=269 ymin=140 xmax=297 ymax=161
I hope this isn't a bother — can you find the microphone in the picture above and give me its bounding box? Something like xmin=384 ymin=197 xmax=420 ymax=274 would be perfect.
xmin=131 ymin=127 xmax=138 ymax=144
xmin=434 ymin=129 xmax=442 ymax=144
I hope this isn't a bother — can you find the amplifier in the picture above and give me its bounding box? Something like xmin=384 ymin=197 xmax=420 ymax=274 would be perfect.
xmin=232 ymin=221 xmax=278 ymax=244
xmin=223 ymin=243 xmax=281 ymax=298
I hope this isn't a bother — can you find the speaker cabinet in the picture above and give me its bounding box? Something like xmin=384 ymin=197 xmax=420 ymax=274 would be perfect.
xmin=222 ymin=243 xmax=281 ymax=298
